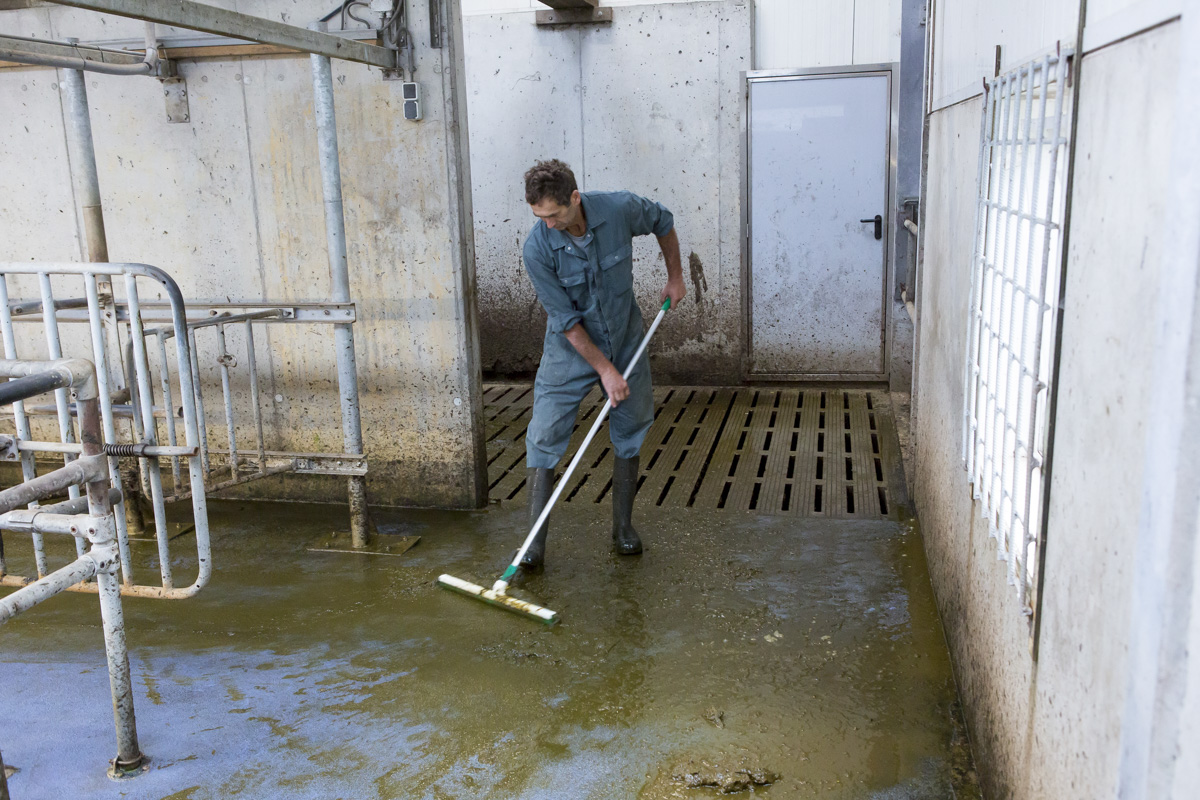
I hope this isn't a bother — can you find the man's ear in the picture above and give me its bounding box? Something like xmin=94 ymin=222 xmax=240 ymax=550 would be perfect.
xmin=571 ymin=189 xmax=582 ymax=206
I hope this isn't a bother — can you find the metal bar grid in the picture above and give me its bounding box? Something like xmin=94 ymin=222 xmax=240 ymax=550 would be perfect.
xmin=0 ymin=262 xmax=211 ymax=600
xmin=962 ymin=52 xmax=1073 ymax=610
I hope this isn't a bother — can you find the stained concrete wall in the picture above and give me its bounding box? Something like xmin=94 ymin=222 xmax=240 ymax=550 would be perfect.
xmin=913 ymin=1 xmax=1198 ymax=796
xmin=464 ymin=0 xmax=750 ymax=384
xmin=0 ymin=0 xmax=486 ymax=508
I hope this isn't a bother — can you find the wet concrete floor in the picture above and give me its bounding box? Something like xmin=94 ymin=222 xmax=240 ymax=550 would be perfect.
xmin=0 ymin=500 xmax=977 ymax=799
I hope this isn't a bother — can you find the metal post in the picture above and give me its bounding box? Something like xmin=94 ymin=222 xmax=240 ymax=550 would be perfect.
xmin=310 ymin=24 xmax=370 ymax=548
xmin=79 ymin=389 xmax=143 ymax=774
xmin=62 ymin=63 xmax=137 ymax=542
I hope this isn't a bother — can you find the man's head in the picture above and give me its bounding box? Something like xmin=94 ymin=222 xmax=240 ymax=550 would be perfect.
xmin=525 ymin=159 xmax=581 ymax=231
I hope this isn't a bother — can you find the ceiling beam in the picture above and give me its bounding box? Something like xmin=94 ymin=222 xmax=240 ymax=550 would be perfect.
xmin=46 ymin=0 xmax=396 ymax=68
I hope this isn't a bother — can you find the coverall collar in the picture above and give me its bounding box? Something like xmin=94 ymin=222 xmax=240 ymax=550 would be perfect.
xmin=545 ymin=192 xmax=609 ymax=250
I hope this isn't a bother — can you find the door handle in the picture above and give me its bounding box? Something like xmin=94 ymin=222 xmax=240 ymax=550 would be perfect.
xmin=860 ymin=214 xmax=883 ymax=240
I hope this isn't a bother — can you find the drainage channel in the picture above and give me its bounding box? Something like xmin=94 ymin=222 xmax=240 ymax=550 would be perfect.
xmin=484 ymin=385 xmax=907 ymax=518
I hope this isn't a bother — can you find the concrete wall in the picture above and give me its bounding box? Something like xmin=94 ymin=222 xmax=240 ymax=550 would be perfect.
xmin=464 ymin=0 xmax=751 ymax=383
xmin=913 ymin=0 xmax=1198 ymax=795
xmin=0 ymin=0 xmax=486 ymax=508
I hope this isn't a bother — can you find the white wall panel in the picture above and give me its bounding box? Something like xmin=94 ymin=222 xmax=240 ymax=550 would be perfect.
xmin=931 ymin=0 xmax=1079 ymax=105
xmin=755 ymin=0 xmax=852 ymax=68
xmin=462 ymin=0 xmax=722 ymax=14
xmin=853 ymin=0 xmax=903 ymax=63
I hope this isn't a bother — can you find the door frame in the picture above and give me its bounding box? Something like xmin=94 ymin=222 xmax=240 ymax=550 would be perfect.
xmin=741 ymin=63 xmax=900 ymax=382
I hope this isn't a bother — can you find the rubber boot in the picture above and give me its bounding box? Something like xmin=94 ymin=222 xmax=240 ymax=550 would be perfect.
xmin=611 ymin=455 xmax=644 ymax=555
xmin=521 ymin=468 xmax=554 ymax=569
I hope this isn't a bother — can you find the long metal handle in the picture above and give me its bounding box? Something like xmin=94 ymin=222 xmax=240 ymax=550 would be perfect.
xmin=495 ymin=299 xmax=672 ymax=591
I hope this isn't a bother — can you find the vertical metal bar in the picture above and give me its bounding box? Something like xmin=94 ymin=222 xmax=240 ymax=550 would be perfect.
xmin=976 ymin=74 xmax=1012 ymax=501
xmin=0 ymin=275 xmax=48 ymax=577
xmin=155 ymin=330 xmax=182 ymax=489
xmin=987 ymin=70 xmax=1022 ymax=535
xmin=964 ymin=78 xmax=998 ymax=474
xmin=124 ymin=274 xmax=174 ymax=589
xmin=997 ymin=61 xmax=1039 ymax=579
xmin=1008 ymin=55 xmax=1053 ymax=592
xmin=62 ymin=66 xmax=135 ymax=521
xmin=188 ymin=328 xmax=211 ymax=477
xmin=77 ymin=388 xmax=143 ymax=772
xmin=165 ymin=292 xmax=211 ymax=596
xmin=214 ymin=324 xmax=239 ymax=482
xmin=59 ymin=65 xmax=108 ymax=264
xmin=84 ymin=273 xmax=134 ymax=585
xmin=1018 ymin=52 xmax=1071 ymax=608
xmin=244 ymin=320 xmax=267 ymax=473
xmin=310 ymin=33 xmax=370 ymax=548
xmin=38 ymin=274 xmax=87 ymax=559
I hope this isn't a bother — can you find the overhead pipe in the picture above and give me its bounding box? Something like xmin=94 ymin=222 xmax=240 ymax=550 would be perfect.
xmin=310 ymin=21 xmax=371 ymax=548
xmin=0 ymin=27 xmax=160 ymax=76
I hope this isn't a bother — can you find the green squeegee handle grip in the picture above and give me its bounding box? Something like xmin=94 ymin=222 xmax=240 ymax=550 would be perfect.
xmin=661 ymin=298 xmax=671 ymax=311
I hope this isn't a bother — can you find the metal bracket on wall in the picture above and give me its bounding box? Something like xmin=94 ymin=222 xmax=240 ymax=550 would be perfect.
xmin=293 ymin=456 xmax=369 ymax=477
xmin=162 ymin=77 xmax=189 ymax=123
xmin=536 ymin=7 xmax=612 ymax=26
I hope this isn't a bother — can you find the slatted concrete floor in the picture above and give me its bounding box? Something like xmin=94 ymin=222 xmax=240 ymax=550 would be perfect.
xmin=485 ymin=384 xmax=907 ymax=518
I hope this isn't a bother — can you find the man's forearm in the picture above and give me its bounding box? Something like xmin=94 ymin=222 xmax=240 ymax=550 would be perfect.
xmin=564 ymin=323 xmax=619 ymax=379
xmin=657 ymin=228 xmax=684 ymax=283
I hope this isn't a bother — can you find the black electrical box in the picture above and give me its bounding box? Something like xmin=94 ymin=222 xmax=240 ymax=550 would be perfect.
xmin=402 ymin=82 xmax=422 ymax=121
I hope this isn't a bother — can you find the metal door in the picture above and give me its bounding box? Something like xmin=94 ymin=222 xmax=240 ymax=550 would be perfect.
xmin=747 ymin=68 xmax=893 ymax=378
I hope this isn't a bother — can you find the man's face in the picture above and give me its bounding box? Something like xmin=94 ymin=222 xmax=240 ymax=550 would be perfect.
xmin=530 ymin=191 xmax=581 ymax=231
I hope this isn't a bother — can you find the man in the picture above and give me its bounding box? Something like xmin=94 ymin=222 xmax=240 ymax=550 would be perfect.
xmin=520 ymin=159 xmax=686 ymax=570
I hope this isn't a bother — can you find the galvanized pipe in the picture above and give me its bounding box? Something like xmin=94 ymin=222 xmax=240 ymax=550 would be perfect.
xmin=0 ymin=455 xmax=107 ymax=516
xmin=310 ymin=30 xmax=370 ymax=547
xmin=244 ymin=320 xmax=267 ymax=473
xmin=187 ymin=328 xmax=211 ymax=477
xmin=0 ymin=276 xmax=48 ymax=577
xmin=60 ymin=64 xmax=110 ymax=264
xmin=37 ymin=275 xmax=86 ymax=557
xmin=123 ymin=275 xmax=174 ymax=589
xmin=0 ymin=510 xmax=101 ymax=536
xmin=214 ymin=324 xmax=239 ymax=482
xmin=155 ymin=330 xmax=183 ymax=488
xmin=0 ymin=368 xmax=71 ymax=405
xmin=0 ymin=554 xmax=97 ymax=624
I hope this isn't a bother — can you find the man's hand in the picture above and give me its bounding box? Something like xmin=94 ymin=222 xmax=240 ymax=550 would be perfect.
xmin=660 ymin=276 xmax=687 ymax=307
xmin=600 ymin=367 xmax=630 ymax=408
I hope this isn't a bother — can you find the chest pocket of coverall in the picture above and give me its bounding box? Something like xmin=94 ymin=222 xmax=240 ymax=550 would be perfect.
xmin=555 ymin=261 xmax=588 ymax=310
xmin=599 ymin=243 xmax=634 ymax=296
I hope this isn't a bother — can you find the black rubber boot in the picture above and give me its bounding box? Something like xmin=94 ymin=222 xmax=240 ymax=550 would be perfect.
xmin=611 ymin=455 xmax=643 ymax=555
xmin=521 ymin=467 xmax=554 ymax=569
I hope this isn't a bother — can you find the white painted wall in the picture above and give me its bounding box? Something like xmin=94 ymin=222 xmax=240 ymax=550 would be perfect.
xmin=930 ymin=0 xmax=1078 ymax=105
xmin=0 ymin=0 xmax=486 ymax=507
xmin=914 ymin=0 xmax=1199 ymax=795
xmin=754 ymin=0 xmax=901 ymax=69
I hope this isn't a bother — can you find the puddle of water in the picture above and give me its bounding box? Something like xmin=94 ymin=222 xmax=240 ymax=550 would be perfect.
xmin=0 ymin=500 xmax=977 ymax=799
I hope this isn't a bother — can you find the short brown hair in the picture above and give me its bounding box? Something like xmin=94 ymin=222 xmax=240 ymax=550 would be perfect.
xmin=524 ymin=159 xmax=577 ymax=206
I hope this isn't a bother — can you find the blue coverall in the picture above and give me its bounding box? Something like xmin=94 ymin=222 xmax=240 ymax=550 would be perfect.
xmin=523 ymin=190 xmax=675 ymax=469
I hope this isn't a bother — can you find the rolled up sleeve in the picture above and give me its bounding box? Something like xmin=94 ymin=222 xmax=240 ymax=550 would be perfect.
xmin=524 ymin=237 xmax=585 ymax=334
xmin=623 ymin=192 xmax=674 ymax=238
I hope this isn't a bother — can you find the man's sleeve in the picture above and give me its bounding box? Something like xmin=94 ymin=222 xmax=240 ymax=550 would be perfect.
xmin=623 ymin=192 xmax=675 ymax=238
xmin=524 ymin=237 xmax=586 ymax=334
